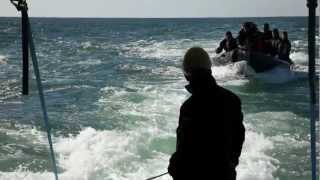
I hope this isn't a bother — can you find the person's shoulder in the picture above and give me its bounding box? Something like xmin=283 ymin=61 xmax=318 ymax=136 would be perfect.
xmin=179 ymin=96 xmax=198 ymax=120
xmin=217 ymin=86 xmax=241 ymax=105
xmin=220 ymin=39 xmax=227 ymax=44
xmin=180 ymin=96 xmax=193 ymax=111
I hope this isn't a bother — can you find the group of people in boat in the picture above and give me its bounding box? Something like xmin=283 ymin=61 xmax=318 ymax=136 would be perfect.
xmin=215 ymin=22 xmax=294 ymax=65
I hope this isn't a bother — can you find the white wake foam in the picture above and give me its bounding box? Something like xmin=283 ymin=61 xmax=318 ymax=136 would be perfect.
xmin=237 ymin=130 xmax=279 ymax=180
xmin=119 ymin=39 xmax=218 ymax=61
xmin=0 ymin=124 xmax=279 ymax=180
xmin=290 ymin=52 xmax=308 ymax=65
xmin=0 ymin=75 xmax=280 ymax=180
xmin=0 ymin=55 xmax=8 ymax=65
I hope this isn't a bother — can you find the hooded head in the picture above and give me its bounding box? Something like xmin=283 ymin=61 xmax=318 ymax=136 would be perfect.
xmin=273 ymin=28 xmax=280 ymax=39
xmin=182 ymin=47 xmax=212 ymax=80
xmin=281 ymin=31 xmax=288 ymax=40
xmin=225 ymin=31 xmax=233 ymax=40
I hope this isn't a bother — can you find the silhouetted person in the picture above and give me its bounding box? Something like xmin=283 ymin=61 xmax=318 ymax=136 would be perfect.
xmin=271 ymin=28 xmax=281 ymax=56
xmin=278 ymin=31 xmax=294 ymax=65
xmin=168 ymin=47 xmax=245 ymax=180
xmin=237 ymin=22 xmax=251 ymax=48
xmin=263 ymin=23 xmax=273 ymax=41
xmin=237 ymin=22 xmax=263 ymax=52
xmin=262 ymin=23 xmax=273 ymax=54
xmin=216 ymin=31 xmax=238 ymax=54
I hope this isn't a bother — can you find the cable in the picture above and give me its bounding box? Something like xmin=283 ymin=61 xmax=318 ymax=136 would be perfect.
xmin=27 ymin=14 xmax=59 ymax=180
xmin=145 ymin=172 xmax=168 ymax=180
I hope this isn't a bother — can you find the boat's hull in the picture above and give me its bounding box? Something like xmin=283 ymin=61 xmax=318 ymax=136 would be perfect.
xmin=212 ymin=50 xmax=291 ymax=73
xmin=246 ymin=52 xmax=290 ymax=73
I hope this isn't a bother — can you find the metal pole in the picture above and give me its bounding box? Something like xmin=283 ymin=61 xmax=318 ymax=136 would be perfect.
xmin=10 ymin=0 xmax=29 ymax=95
xmin=306 ymin=0 xmax=318 ymax=180
xmin=21 ymin=5 xmax=29 ymax=95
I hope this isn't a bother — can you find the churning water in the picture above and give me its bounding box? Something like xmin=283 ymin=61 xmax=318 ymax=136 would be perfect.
xmin=0 ymin=17 xmax=319 ymax=180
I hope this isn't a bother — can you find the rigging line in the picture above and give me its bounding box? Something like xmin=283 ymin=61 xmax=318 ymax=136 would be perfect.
xmin=26 ymin=15 xmax=59 ymax=180
xmin=145 ymin=172 xmax=168 ymax=180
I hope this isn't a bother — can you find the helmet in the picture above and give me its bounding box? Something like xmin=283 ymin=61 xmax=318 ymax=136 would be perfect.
xmin=182 ymin=47 xmax=212 ymax=75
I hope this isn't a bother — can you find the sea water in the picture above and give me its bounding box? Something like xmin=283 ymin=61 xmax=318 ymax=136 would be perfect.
xmin=0 ymin=17 xmax=319 ymax=180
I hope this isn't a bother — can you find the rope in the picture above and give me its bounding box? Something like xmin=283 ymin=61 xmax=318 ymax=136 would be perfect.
xmin=145 ymin=172 xmax=168 ymax=180
xmin=26 ymin=15 xmax=59 ymax=180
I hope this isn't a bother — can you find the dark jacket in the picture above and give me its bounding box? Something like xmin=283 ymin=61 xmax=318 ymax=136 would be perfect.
xmin=262 ymin=31 xmax=273 ymax=54
xmin=168 ymin=71 xmax=245 ymax=180
xmin=237 ymin=29 xmax=247 ymax=47
xmin=237 ymin=30 xmax=263 ymax=52
xmin=216 ymin=38 xmax=238 ymax=54
xmin=263 ymin=30 xmax=273 ymax=41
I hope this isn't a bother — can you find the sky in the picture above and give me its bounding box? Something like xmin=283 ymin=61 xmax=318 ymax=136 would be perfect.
xmin=0 ymin=0 xmax=313 ymax=18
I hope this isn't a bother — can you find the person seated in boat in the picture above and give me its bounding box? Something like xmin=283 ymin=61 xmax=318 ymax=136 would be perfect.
xmin=168 ymin=47 xmax=245 ymax=180
xmin=271 ymin=28 xmax=281 ymax=56
xmin=237 ymin=22 xmax=263 ymax=52
xmin=215 ymin=31 xmax=238 ymax=54
xmin=250 ymin=31 xmax=264 ymax=53
xmin=278 ymin=31 xmax=294 ymax=65
xmin=237 ymin=22 xmax=251 ymax=49
xmin=263 ymin=23 xmax=273 ymax=41
xmin=262 ymin=23 xmax=273 ymax=54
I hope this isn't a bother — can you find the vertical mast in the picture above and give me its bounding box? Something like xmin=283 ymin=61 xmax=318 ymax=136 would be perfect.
xmin=21 ymin=6 xmax=28 ymax=95
xmin=306 ymin=0 xmax=318 ymax=180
